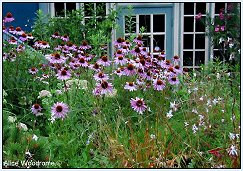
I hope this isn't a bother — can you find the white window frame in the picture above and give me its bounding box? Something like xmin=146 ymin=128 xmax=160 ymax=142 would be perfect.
xmin=124 ymin=13 xmax=167 ymax=55
xmin=180 ymin=3 xmax=210 ymax=70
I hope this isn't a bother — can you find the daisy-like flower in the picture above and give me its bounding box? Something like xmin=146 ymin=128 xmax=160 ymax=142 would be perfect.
xmin=174 ymin=65 xmax=182 ymax=74
xmin=130 ymin=97 xmax=147 ymax=114
xmin=19 ymin=33 xmax=28 ymax=42
xmin=228 ymin=145 xmax=238 ymax=156
xmin=51 ymin=102 xmax=69 ymax=120
xmin=4 ymin=12 xmax=15 ymax=23
xmin=78 ymin=57 xmax=89 ymax=67
xmin=89 ymin=62 xmax=101 ymax=72
xmin=40 ymin=41 xmax=50 ymax=49
xmin=93 ymin=72 xmax=109 ymax=81
xmin=96 ymin=81 xmax=113 ymax=95
xmin=173 ymin=55 xmax=180 ymax=62
xmin=32 ymin=134 xmax=39 ymax=141
xmin=8 ymin=26 xmax=15 ymax=34
xmin=133 ymin=35 xmax=143 ymax=44
xmin=31 ymin=104 xmax=42 ymax=115
xmin=114 ymin=68 xmax=123 ymax=77
xmin=52 ymin=32 xmax=60 ymax=39
xmin=131 ymin=46 xmax=142 ymax=57
xmin=115 ymin=49 xmax=124 ymax=57
xmin=124 ymin=82 xmax=137 ymax=92
xmin=192 ymin=124 xmax=198 ymax=134
xmin=114 ymin=37 xmax=125 ymax=48
xmin=3 ymin=53 xmax=8 ymax=61
xmin=46 ymin=53 xmax=66 ymax=64
xmin=16 ymin=45 xmax=25 ymax=52
xmin=3 ymin=26 xmax=7 ymax=33
xmin=56 ymin=69 xmax=71 ymax=80
xmin=8 ymin=37 xmax=17 ymax=45
xmin=121 ymin=45 xmax=130 ymax=54
xmin=27 ymin=33 xmax=34 ymax=40
xmin=15 ymin=27 xmax=25 ymax=35
xmin=97 ymin=56 xmax=111 ymax=67
xmin=114 ymin=56 xmax=127 ymax=66
xmin=124 ymin=63 xmax=136 ymax=76
xmin=61 ymin=34 xmax=69 ymax=42
xmin=79 ymin=40 xmax=91 ymax=50
xmin=168 ymin=76 xmax=180 ymax=85
xmin=29 ymin=67 xmax=38 ymax=75
xmin=153 ymin=79 xmax=165 ymax=91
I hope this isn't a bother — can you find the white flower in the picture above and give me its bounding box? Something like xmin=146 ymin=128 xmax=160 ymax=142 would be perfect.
xmin=227 ymin=72 xmax=231 ymax=77
xmin=229 ymin=53 xmax=234 ymax=60
xmin=32 ymin=134 xmax=39 ymax=141
xmin=188 ymin=89 xmax=191 ymax=94
xmin=221 ymin=119 xmax=225 ymax=123
xmin=205 ymin=108 xmax=209 ymax=113
xmin=207 ymin=99 xmax=211 ymax=107
xmin=238 ymin=49 xmax=240 ymax=54
xmin=216 ymin=73 xmax=220 ymax=80
xmin=56 ymin=90 xmax=62 ymax=95
xmin=38 ymin=90 xmax=52 ymax=99
xmin=221 ymin=110 xmax=225 ymax=113
xmin=228 ymin=145 xmax=238 ymax=156
xmin=193 ymin=73 xmax=197 ymax=77
xmin=230 ymin=115 xmax=236 ymax=121
xmin=166 ymin=110 xmax=173 ymax=119
xmin=212 ymin=99 xmax=218 ymax=105
xmin=229 ymin=43 xmax=234 ymax=49
xmin=192 ymin=108 xmax=198 ymax=114
xmin=170 ymin=101 xmax=177 ymax=111
xmin=193 ymin=87 xmax=198 ymax=91
xmin=192 ymin=124 xmax=198 ymax=134
xmin=198 ymin=114 xmax=204 ymax=121
xmin=8 ymin=116 xmax=17 ymax=123
xmin=18 ymin=123 xmax=28 ymax=131
xmin=219 ymin=37 xmax=224 ymax=44
xmin=150 ymin=134 xmax=156 ymax=139
xmin=199 ymin=96 xmax=204 ymax=101
xmin=184 ymin=122 xmax=189 ymax=127
xmin=218 ymin=97 xmax=222 ymax=101
xmin=229 ymin=132 xmax=235 ymax=140
xmin=227 ymin=37 xmax=232 ymax=42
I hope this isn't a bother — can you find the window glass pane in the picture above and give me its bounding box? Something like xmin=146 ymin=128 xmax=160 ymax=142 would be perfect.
xmin=96 ymin=3 xmax=106 ymax=16
xmin=195 ymin=16 xmax=205 ymax=32
xmin=184 ymin=3 xmax=194 ymax=15
xmin=84 ymin=3 xmax=94 ymax=16
xmin=195 ymin=51 xmax=205 ymax=66
xmin=184 ymin=17 xmax=194 ymax=32
xmin=195 ymin=34 xmax=205 ymax=49
xmin=213 ymin=50 xmax=224 ymax=61
xmin=215 ymin=2 xmax=226 ymax=14
xmin=196 ymin=3 xmax=206 ymax=14
xmin=125 ymin=16 xmax=136 ymax=33
xmin=142 ymin=35 xmax=150 ymax=49
xmin=183 ymin=51 xmax=193 ymax=66
xmin=66 ymin=3 xmax=76 ymax=12
xmin=139 ymin=15 xmax=150 ymax=33
xmin=183 ymin=34 xmax=193 ymax=49
xmin=55 ymin=3 xmax=65 ymax=17
xmin=153 ymin=14 xmax=165 ymax=32
xmin=153 ymin=35 xmax=165 ymax=51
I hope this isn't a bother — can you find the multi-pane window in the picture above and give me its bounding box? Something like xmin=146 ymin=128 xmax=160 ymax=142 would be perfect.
xmin=53 ymin=3 xmax=78 ymax=17
xmin=182 ymin=3 xmax=208 ymax=69
xmin=124 ymin=14 xmax=166 ymax=55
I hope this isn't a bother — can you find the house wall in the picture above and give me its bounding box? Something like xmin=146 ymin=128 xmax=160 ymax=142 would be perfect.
xmin=2 ymin=3 xmax=39 ymax=31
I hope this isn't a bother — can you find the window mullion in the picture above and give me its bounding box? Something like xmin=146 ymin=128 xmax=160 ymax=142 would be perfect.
xmin=150 ymin=14 xmax=153 ymax=53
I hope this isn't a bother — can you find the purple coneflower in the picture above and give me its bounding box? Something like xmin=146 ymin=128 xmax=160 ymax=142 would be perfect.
xmin=19 ymin=33 xmax=28 ymax=42
xmin=115 ymin=49 xmax=124 ymax=57
xmin=130 ymin=97 xmax=147 ymax=114
xmin=52 ymin=32 xmax=60 ymax=39
xmin=89 ymin=63 xmax=101 ymax=72
xmin=124 ymin=82 xmax=137 ymax=92
xmin=31 ymin=104 xmax=42 ymax=115
xmin=131 ymin=46 xmax=142 ymax=57
xmin=39 ymin=41 xmax=50 ymax=49
xmin=3 ymin=53 xmax=8 ymax=61
xmin=16 ymin=45 xmax=25 ymax=52
xmin=8 ymin=37 xmax=17 ymax=45
xmin=29 ymin=67 xmax=38 ymax=75
xmin=78 ymin=57 xmax=89 ymax=68
xmin=97 ymin=56 xmax=111 ymax=67
xmin=114 ymin=37 xmax=125 ymax=48
xmin=61 ymin=34 xmax=69 ymax=42
xmin=114 ymin=68 xmax=123 ymax=77
xmin=27 ymin=33 xmax=34 ymax=40
xmin=114 ymin=56 xmax=127 ymax=66
xmin=56 ymin=69 xmax=71 ymax=80
xmin=133 ymin=35 xmax=143 ymax=44
xmin=4 ymin=12 xmax=14 ymax=23
xmin=123 ymin=40 xmax=132 ymax=47
xmin=124 ymin=63 xmax=136 ymax=76
xmin=173 ymin=55 xmax=180 ymax=62
xmin=79 ymin=40 xmax=91 ymax=50
xmin=51 ymin=102 xmax=69 ymax=120
xmin=15 ymin=27 xmax=24 ymax=35
xmin=96 ymin=81 xmax=113 ymax=95
xmin=153 ymin=79 xmax=165 ymax=91
xmin=174 ymin=65 xmax=182 ymax=74
xmin=46 ymin=53 xmax=66 ymax=64
xmin=168 ymin=76 xmax=180 ymax=85
xmin=93 ymin=72 xmax=109 ymax=81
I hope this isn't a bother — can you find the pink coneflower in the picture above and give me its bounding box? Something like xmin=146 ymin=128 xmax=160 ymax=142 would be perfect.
xmin=19 ymin=33 xmax=28 ymax=42
xmin=162 ymin=60 xmax=172 ymax=69
xmin=133 ymin=58 xmax=143 ymax=68
xmin=96 ymin=81 xmax=113 ymax=95
xmin=114 ymin=37 xmax=125 ymax=48
xmin=15 ymin=27 xmax=24 ymax=35
xmin=115 ymin=49 xmax=124 ymax=57
xmin=8 ymin=26 xmax=15 ymax=34
xmin=84 ymin=53 xmax=93 ymax=61
xmin=153 ymin=79 xmax=165 ymax=91
xmin=174 ymin=65 xmax=182 ymax=74
xmin=124 ymin=63 xmax=136 ymax=76
xmin=215 ymin=25 xmax=220 ymax=32
xmin=52 ymin=32 xmax=60 ymax=38
xmin=89 ymin=63 xmax=101 ymax=72
xmin=114 ymin=56 xmax=127 ymax=66
xmin=195 ymin=13 xmax=202 ymax=20
xmin=4 ymin=12 xmax=14 ymax=23
xmin=16 ymin=45 xmax=25 ymax=52
xmin=130 ymin=97 xmax=147 ymax=114
xmin=97 ymin=56 xmax=111 ymax=67
xmin=220 ymin=25 xmax=225 ymax=31
xmin=27 ymin=33 xmax=34 ymax=40
xmin=69 ymin=61 xmax=80 ymax=70
xmin=56 ymin=69 xmax=71 ymax=80
xmin=39 ymin=41 xmax=50 ymax=49
xmin=114 ymin=68 xmax=123 ymax=77
xmin=173 ymin=55 xmax=180 ymax=62
xmin=168 ymin=76 xmax=180 ymax=85
xmin=65 ymin=42 xmax=76 ymax=51
xmin=123 ymin=40 xmax=132 ymax=47
xmin=31 ymin=104 xmax=42 ymax=115
xmin=137 ymin=68 xmax=146 ymax=77
xmin=29 ymin=67 xmax=38 ymax=75
xmin=78 ymin=57 xmax=89 ymax=67
xmin=3 ymin=26 xmax=7 ymax=33
xmin=93 ymin=72 xmax=109 ymax=81
xmin=131 ymin=46 xmax=142 ymax=57
xmin=121 ymin=45 xmax=130 ymax=54
xmin=79 ymin=40 xmax=91 ymax=50
xmin=124 ymin=82 xmax=137 ymax=92
xmin=3 ymin=53 xmax=8 ymax=61
xmin=219 ymin=12 xmax=224 ymax=20
xmin=133 ymin=35 xmax=143 ymax=44
xmin=61 ymin=34 xmax=69 ymax=42
xmin=8 ymin=37 xmax=17 ymax=45
xmin=51 ymin=102 xmax=69 ymax=120
xmin=140 ymin=47 xmax=148 ymax=56
xmin=46 ymin=53 xmax=66 ymax=64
